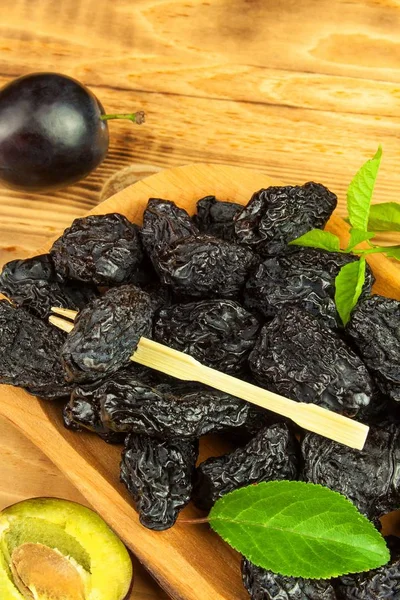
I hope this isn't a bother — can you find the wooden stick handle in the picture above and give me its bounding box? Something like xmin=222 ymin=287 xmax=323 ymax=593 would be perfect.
xmin=133 ymin=339 xmax=369 ymax=450
xmin=197 ymin=365 xmax=368 ymax=449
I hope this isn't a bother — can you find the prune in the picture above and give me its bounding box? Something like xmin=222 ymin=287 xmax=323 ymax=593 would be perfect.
xmin=0 ymin=254 xmax=97 ymax=319
xmin=244 ymin=249 xmax=374 ymax=329
xmin=242 ymin=559 xmax=337 ymax=600
xmin=334 ymin=538 xmax=400 ymax=599
xmin=120 ymin=433 xmax=198 ymax=530
xmin=63 ymin=362 xmax=166 ymax=442
xmin=63 ymin=382 xmax=125 ymax=444
xmin=156 ymin=234 xmax=257 ymax=298
xmin=249 ymin=306 xmax=372 ymax=417
xmin=0 ymin=300 xmax=73 ymax=399
xmin=50 ymin=213 xmax=143 ymax=285
xmin=193 ymin=196 xmax=242 ymax=241
xmin=90 ymin=368 xmax=250 ymax=438
xmin=302 ymin=424 xmax=400 ymax=520
xmin=347 ymin=295 xmax=400 ymax=402
xmin=154 ymin=299 xmax=260 ymax=374
xmin=192 ymin=423 xmax=299 ymax=511
xmin=62 ymin=285 xmax=155 ymax=383
xmin=234 ymin=183 xmax=337 ymax=257
xmin=141 ymin=198 xmax=198 ymax=262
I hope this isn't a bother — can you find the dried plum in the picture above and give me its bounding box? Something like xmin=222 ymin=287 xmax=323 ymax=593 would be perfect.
xmin=61 ymin=285 xmax=155 ymax=383
xmin=94 ymin=369 xmax=250 ymax=438
xmin=0 ymin=254 xmax=97 ymax=319
xmin=192 ymin=423 xmax=299 ymax=511
xmin=156 ymin=234 xmax=257 ymax=298
xmin=249 ymin=306 xmax=372 ymax=416
xmin=302 ymin=424 xmax=400 ymax=520
xmin=63 ymin=377 xmax=127 ymax=444
xmin=242 ymin=558 xmax=337 ymax=600
xmin=0 ymin=300 xmax=73 ymax=399
xmin=234 ymin=182 xmax=337 ymax=257
xmin=50 ymin=213 xmax=143 ymax=285
xmin=244 ymin=249 xmax=374 ymax=329
xmin=347 ymin=295 xmax=400 ymax=402
xmin=120 ymin=433 xmax=198 ymax=530
xmin=141 ymin=198 xmax=198 ymax=262
xmin=64 ymin=362 xmax=168 ymax=443
xmin=193 ymin=195 xmax=242 ymax=241
xmin=154 ymin=299 xmax=260 ymax=374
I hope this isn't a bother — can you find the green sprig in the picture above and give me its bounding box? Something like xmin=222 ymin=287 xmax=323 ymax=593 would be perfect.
xmin=290 ymin=146 xmax=400 ymax=325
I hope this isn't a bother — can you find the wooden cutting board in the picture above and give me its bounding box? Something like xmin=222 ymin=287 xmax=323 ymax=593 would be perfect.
xmin=1 ymin=163 xmax=400 ymax=600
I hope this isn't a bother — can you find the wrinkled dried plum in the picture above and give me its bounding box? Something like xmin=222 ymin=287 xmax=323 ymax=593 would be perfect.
xmin=141 ymin=198 xmax=198 ymax=262
xmin=0 ymin=300 xmax=72 ymax=399
xmin=62 ymin=285 xmax=155 ymax=383
xmin=156 ymin=234 xmax=257 ymax=298
xmin=347 ymin=295 xmax=400 ymax=403
xmin=249 ymin=306 xmax=372 ymax=417
xmin=154 ymin=299 xmax=260 ymax=374
xmin=242 ymin=558 xmax=337 ymax=600
xmin=120 ymin=433 xmax=198 ymax=530
xmin=94 ymin=369 xmax=250 ymax=438
xmin=193 ymin=196 xmax=242 ymax=241
xmin=50 ymin=213 xmax=143 ymax=285
xmin=64 ymin=364 xmax=174 ymax=440
xmin=0 ymin=254 xmax=97 ymax=319
xmin=302 ymin=425 xmax=400 ymax=520
xmin=192 ymin=423 xmax=299 ymax=511
xmin=63 ymin=370 xmax=136 ymax=443
xmin=244 ymin=249 xmax=374 ymax=329
xmin=234 ymin=183 xmax=337 ymax=257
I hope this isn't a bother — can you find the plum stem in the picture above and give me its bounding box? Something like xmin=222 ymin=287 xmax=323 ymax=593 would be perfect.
xmin=177 ymin=517 xmax=210 ymax=525
xmin=100 ymin=111 xmax=145 ymax=125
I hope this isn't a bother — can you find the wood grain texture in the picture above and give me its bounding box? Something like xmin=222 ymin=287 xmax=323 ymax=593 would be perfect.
xmin=0 ymin=0 xmax=400 ymax=262
xmin=1 ymin=163 xmax=400 ymax=600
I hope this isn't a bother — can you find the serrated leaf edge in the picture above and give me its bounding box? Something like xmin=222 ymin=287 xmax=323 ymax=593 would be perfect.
xmin=209 ymin=481 xmax=389 ymax=580
xmin=347 ymin=146 xmax=382 ymax=231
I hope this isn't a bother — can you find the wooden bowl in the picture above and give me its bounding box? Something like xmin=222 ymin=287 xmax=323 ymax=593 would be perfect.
xmin=1 ymin=164 xmax=400 ymax=600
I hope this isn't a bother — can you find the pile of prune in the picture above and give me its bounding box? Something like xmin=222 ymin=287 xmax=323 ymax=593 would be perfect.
xmin=1 ymin=182 xmax=400 ymax=599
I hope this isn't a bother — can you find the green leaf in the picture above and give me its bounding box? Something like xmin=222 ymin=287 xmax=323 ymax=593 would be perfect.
xmin=289 ymin=229 xmax=341 ymax=252
xmin=334 ymin=258 xmax=366 ymax=326
xmin=368 ymin=202 xmax=400 ymax=232
xmin=347 ymin=146 xmax=382 ymax=231
xmin=345 ymin=229 xmax=375 ymax=252
xmin=384 ymin=246 xmax=400 ymax=261
xmin=209 ymin=481 xmax=389 ymax=579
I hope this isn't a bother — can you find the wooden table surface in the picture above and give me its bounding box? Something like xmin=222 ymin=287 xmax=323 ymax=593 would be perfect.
xmin=1 ymin=1 xmax=400 ymax=598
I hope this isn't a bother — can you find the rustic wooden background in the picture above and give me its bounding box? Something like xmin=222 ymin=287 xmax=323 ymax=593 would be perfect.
xmin=0 ymin=0 xmax=400 ymax=598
